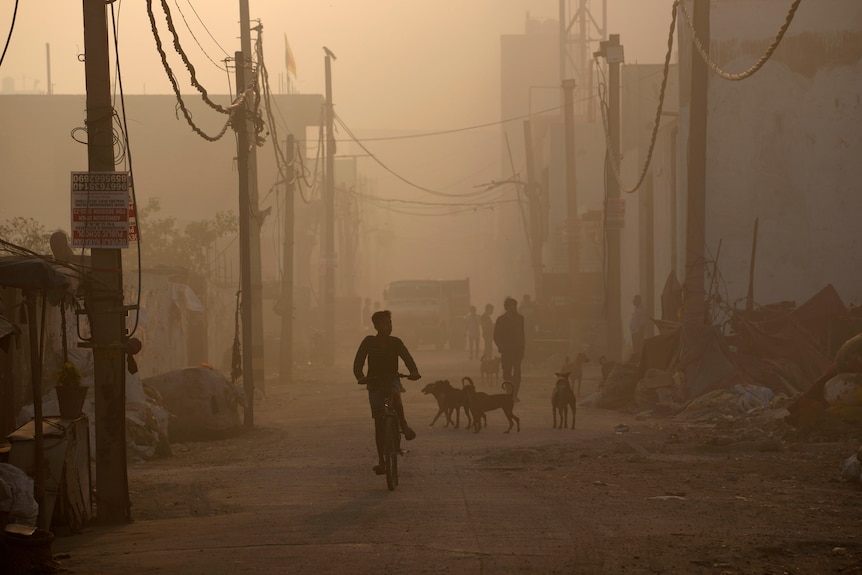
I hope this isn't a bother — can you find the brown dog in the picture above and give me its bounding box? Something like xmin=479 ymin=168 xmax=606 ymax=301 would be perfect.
xmin=479 ymin=355 xmax=501 ymax=387
xmin=551 ymin=372 xmax=577 ymax=429
xmin=559 ymin=353 xmax=590 ymax=396
xmin=462 ymin=380 xmax=520 ymax=434
xmin=421 ymin=379 xmax=469 ymax=428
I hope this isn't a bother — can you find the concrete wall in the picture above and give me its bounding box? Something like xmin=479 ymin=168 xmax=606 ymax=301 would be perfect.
xmin=677 ymin=0 xmax=862 ymax=308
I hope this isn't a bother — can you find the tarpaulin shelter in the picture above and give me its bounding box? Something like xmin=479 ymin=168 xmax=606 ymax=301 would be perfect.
xmin=0 ymin=256 xmax=78 ymax=530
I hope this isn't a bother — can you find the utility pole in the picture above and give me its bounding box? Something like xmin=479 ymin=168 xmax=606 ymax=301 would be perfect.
xmin=238 ymin=1 xmax=266 ymax=394
xmin=562 ymin=78 xmax=579 ymax=349
xmin=323 ymin=47 xmax=337 ymax=367
xmin=597 ymin=34 xmax=624 ymax=360
xmin=280 ymin=136 xmax=295 ymax=384
xmin=234 ymin=50 xmax=254 ymax=428
xmin=82 ymin=0 xmax=130 ymax=524
xmin=522 ymin=119 xmax=543 ymax=301
xmin=684 ymin=0 xmax=709 ymax=327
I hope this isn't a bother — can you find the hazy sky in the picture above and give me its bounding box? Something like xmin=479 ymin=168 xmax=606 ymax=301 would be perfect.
xmin=1 ymin=0 xmax=673 ymax=130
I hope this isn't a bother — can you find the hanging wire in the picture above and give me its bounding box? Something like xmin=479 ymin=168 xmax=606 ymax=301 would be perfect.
xmin=678 ymin=0 xmax=803 ymax=81
xmin=596 ymin=0 xmax=679 ymax=195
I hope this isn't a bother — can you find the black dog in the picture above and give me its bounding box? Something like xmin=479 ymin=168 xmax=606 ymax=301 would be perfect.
xmin=462 ymin=379 xmax=520 ymax=434
xmin=421 ymin=379 xmax=469 ymax=428
xmin=460 ymin=377 xmax=485 ymax=430
xmin=551 ymin=372 xmax=577 ymax=429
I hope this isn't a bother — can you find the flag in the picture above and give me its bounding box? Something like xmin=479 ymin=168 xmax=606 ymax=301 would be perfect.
xmin=284 ymin=34 xmax=297 ymax=78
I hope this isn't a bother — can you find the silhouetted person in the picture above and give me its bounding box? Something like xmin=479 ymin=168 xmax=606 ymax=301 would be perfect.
xmin=480 ymin=303 xmax=495 ymax=358
xmin=493 ymin=297 xmax=525 ymax=401
xmin=353 ymin=310 xmax=421 ymax=476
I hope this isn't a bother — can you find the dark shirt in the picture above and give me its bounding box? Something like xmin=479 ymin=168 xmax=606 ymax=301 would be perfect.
xmin=353 ymin=335 xmax=418 ymax=381
xmin=493 ymin=311 xmax=525 ymax=356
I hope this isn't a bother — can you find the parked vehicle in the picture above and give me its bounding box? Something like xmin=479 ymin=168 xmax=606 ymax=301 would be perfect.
xmin=384 ymin=279 xmax=470 ymax=350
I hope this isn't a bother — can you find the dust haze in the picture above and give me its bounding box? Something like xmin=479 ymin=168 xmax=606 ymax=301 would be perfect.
xmin=0 ymin=1 xmax=670 ymax=308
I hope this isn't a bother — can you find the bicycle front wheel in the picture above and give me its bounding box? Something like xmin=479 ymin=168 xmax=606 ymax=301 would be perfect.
xmin=383 ymin=416 xmax=399 ymax=491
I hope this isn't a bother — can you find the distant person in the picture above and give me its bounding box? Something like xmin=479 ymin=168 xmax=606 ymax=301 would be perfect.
xmin=493 ymin=297 xmax=525 ymax=401
xmin=465 ymin=305 xmax=481 ymax=360
xmin=630 ymin=294 xmax=648 ymax=362
xmin=353 ymin=310 xmax=421 ymax=476
xmin=480 ymin=303 xmax=495 ymax=359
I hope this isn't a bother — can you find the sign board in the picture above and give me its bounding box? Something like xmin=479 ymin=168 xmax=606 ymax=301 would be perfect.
xmin=70 ymin=172 xmax=130 ymax=248
xmin=605 ymin=197 xmax=626 ymax=229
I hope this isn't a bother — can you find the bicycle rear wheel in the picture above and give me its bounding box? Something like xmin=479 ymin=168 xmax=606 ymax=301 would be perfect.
xmin=383 ymin=416 xmax=399 ymax=491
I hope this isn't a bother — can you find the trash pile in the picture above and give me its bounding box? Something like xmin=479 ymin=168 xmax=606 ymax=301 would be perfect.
xmin=591 ymin=284 xmax=862 ymax=434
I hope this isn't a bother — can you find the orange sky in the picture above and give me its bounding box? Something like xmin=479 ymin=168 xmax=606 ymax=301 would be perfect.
xmin=1 ymin=1 xmax=673 ymax=129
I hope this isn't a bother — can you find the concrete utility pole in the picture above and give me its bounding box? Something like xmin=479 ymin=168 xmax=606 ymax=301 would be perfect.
xmin=280 ymin=136 xmax=295 ymax=384
xmin=323 ymin=47 xmax=337 ymax=366
xmin=238 ymin=1 xmax=266 ymax=394
xmin=562 ymin=78 xmax=579 ymax=346
xmin=234 ymin=50 xmax=255 ymax=428
xmin=597 ymin=34 xmax=624 ymax=360
xmin=684 ymin=0 xmax=709 ymax=327
xmin=82 ymin=0 xmax=130 ymax=524
xmin=522 ymin=119 xmax=543 ymax=302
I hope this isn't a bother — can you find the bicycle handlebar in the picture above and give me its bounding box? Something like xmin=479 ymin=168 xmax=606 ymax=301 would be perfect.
xmin=357 ymin=373 xmax=419 ymax=385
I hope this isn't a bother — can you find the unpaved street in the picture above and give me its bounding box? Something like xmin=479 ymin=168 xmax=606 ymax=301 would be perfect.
xmin=53 ymin=350 xmax=862 ymax=574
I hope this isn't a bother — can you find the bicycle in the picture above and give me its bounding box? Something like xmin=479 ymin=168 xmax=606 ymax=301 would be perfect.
xmin=359 ymin=373 xmax=410 ymax=491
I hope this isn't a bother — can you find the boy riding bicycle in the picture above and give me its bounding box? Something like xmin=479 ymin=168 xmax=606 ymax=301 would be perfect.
xmin=354 ymin=310 xmax=421 ymax=475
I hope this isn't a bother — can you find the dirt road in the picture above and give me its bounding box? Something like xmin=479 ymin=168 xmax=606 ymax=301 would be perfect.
xmin=52 ymin=349 xmax=861 ymax=574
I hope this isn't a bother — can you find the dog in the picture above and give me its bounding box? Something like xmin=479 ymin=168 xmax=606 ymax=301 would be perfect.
xmin=479 ymin=355 xmax=501 ymax=387
xmin=461 ymin=379 xmax=520 ymax=434
xmin=559 ymin=353 xmax=590 ymax=397
xmin=460 ymin=377 xmax=485 ymax=430
xmin=551 ymin=372 xmax=577 ymax=429
xmin=421 ymin=379 xmax=469 ymax=428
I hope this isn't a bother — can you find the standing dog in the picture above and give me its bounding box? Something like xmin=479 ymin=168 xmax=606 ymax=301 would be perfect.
xmin=462 ymin=380 xmax=520 ymax=434
xmin=551 ymin=372 xmax=577 ymax=429
xmin=421 ymin=380 xmax=469 ymax=428
xmin=479 ymin=355 xmax=501 ymax=387
xmin=460 ymin=377 xmax=485 ymax=429
xmin=559 ymin=353 xmax=590 ymax=397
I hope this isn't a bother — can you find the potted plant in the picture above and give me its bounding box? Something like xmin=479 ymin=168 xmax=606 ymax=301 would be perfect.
xmin=56 ymin=361 xmax=87 ymax=419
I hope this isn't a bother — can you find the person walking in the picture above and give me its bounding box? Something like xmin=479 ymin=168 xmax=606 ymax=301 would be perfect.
xmin=480 ymin=303 xmax=495 ymax=359
xmin=465 ymin=305 xmax=481 ymax=360
xmin=493 ymin=297 xmax=525 ymax=401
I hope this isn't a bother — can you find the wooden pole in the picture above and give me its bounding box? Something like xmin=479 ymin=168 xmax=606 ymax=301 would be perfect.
xmin=746 ymin=218 xmax=759 ymax=313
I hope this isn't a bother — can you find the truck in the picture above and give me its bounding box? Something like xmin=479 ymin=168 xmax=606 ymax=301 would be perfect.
xmin=383 ymin=278 xmax=471 ymax=350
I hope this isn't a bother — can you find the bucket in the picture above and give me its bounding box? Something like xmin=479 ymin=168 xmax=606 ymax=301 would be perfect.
xmin=56 ymin=386 xmax=88 ymax=419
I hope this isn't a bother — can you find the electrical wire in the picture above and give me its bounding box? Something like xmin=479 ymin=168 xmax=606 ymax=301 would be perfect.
xmin=110 ymin=0 xmax=143 ymax=338
xmin=0 ymin=0 xmax=18 ymax=68
xmin=334 ymin=113 xmax=511 ymax=200
xmin=171 ymin=0 xmax=228 ymax=71
xmin=595 ymin=0 xmax=678 ymax=195
xmin=678 ymin=0 xmax=803 ymax=81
